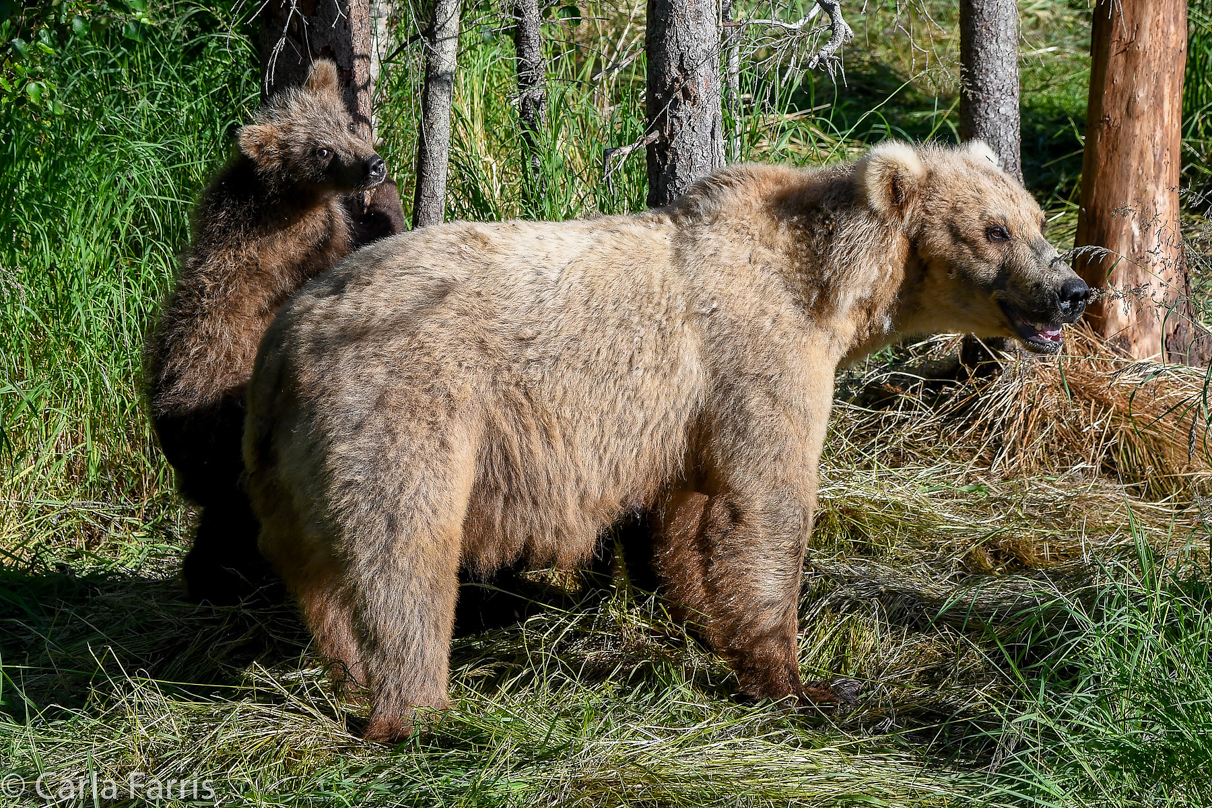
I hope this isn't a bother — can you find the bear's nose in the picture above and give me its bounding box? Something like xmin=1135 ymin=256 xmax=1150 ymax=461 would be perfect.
xmin=366 ymin=155 xmax=387 ymax=182
xmin=1057 ymin=276 xmax=1090 ymax=317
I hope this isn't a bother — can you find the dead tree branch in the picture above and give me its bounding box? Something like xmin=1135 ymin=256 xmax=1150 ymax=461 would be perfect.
xmin=807 ymin=0 xmax=852 ymax=72
xmin=602 ymin=130 xmax=659 ymax=190
xmin=723 ymin=0 xmax=853 ymax=78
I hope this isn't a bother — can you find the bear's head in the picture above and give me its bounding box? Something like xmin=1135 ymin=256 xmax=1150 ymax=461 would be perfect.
xmin=237 ymin=60 xmax=387 ymax=195
xmin=860 ymin=140 xmax=1089 ymax=354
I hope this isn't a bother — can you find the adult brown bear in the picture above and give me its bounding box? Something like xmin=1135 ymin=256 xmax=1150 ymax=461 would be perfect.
xmin=145 ymin=60 xmax=400 ymax=605
xmin=245 ymin=140 xmax=1089 ymax=742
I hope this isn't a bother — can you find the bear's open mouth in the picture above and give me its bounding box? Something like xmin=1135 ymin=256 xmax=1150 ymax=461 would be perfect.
xmin=998 ymin=300 xmax=1063 ymax=353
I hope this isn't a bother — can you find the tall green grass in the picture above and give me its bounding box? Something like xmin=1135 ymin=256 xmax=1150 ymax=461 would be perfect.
xmin=986 ymin=534 xmax=1212 ymax=808
xmin=1185 ymin=0 xmax=1212 ymax=217
xmin=0 ymin=4 xmax=257 ymax=565
xmin=1187 ymin=0 xmax=1212 ymax=139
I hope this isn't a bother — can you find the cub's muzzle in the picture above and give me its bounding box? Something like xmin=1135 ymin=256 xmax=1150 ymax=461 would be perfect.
xmin=362 ymin=155 xmax=387 ymax=189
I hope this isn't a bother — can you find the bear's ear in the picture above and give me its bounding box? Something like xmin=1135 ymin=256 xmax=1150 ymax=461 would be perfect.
xmin=238 ymin=122 xmax=282 ymax=165
xmin=858 ymin=141 xmax=925 ymax=224
xmin=962 ymin=139 xmax=1001 ymax=169
xmin=305 ymin=60 xmax=339 ymax=95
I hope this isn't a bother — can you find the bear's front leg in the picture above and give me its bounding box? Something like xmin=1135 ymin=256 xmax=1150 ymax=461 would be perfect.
xmin=652 ymin=488 xmax=820 ymax=703
xmin=652 ymin=367 xmax=851 ymax=706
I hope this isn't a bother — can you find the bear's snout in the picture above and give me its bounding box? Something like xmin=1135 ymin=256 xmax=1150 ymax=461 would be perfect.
xmin=365 ymin=155 xmax=387 ymax=186
xmin=1056 ymin=276 xmax=1089 ymax=320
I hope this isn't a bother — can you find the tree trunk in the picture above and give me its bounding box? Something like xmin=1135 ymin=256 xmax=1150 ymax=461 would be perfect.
xmin=721 ymin=0 xmax=741 ymax=163
xmin=959 ymin=0 xmax=1022 ymax=182
xmin=259 ymin=0 xmax=405 ymax=241
xmin=511 ymin=0 xmax=548 ymax=204
xmin=260 ymin=0 xmax=383 ymax=138
xmin=959 ymin=0 xmax=1021 ymax=368
xmin=412 ymin=0 xmax=463 ymax=228
xmin=645 ymin=0 xmax=724 ymax=207
xmin=1074 ymin=0 xmax=1202 ymax=363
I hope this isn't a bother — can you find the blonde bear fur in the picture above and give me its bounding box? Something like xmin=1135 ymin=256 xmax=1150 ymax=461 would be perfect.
xmin=245 ymin=140 xmax=1088 ymax=742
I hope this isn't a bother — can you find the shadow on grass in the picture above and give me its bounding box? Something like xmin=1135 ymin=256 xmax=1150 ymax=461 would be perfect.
xmin=0 ymin=542 xmax=640 ymax=721
xmin=0 ymin=528 xmax=1048 ymax=764
xmin=0 ymin=565 xmax=312 ymax=721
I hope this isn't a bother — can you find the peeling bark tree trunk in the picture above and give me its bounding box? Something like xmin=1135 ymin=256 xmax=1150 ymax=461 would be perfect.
xmin=959 ymin=0 xmax=1022 ymax=182
xmin=645 ymin=0 xmax=724 ymax=207
xmin=413 ymin=0 xmax=463 ymax=228
xmin=511 ymin=0 xmax=548 ymax=203
xmin=259 ymin=0 xmax=405 ymax=241
xmin=1074 ymin=0 xmax=1204 ymax=363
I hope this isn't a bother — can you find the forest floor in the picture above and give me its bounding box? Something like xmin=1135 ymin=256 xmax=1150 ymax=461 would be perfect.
xmin=3 ymin=0 xmax=1212 ymax=805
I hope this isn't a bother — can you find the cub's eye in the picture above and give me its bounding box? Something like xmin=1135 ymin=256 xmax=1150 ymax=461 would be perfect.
xmin=348 ymin=122 xmax=356 ymax=134
xmin=317 ymin=147 xmax=332 ymax=160
xmin=986 ymin=224 xmax=1011 ymax=242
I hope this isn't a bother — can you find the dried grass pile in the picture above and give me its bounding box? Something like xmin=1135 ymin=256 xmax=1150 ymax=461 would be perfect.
xmin=841 ymin=326 xmax=1212 ymax=500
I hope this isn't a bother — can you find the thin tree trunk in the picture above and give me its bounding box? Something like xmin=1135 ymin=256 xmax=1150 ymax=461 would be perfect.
xmin=412 ymin=0 xmax=463 ymax=228
xmin=645 ymin=0 xmax=724 ymax=207
xmin=959 ymin=0 xmax=1022 ymax=182
xmin=259 ymin=0 xmax=405 ymax=242
xmin=511 ymin=0 xmax=547 ymax=204
xmin=1074 ymin=0 xmax=1201 ymax=363
xmin=958 ymin=0 xmax=1021 ymax=368
xmin=721 ymin=0 xmax=741 ymax=163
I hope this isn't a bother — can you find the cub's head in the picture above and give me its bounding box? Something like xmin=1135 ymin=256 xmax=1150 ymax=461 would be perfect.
xmin=860 ymin=140 xmax=1089 ymax=354
xmin=237 ymin=60 xmax=387 ymax=194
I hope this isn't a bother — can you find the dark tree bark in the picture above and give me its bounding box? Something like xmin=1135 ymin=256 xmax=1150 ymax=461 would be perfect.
xmin=1074 ymin=0 xmax=1206 ymax=364
xmin=511 ymin=0 xmax=548 ymax=202
xmin=412 ymin=0 xmax=463 ymax=228
xmin=959 ymin=0 xmax=1022 ymax=182
xmin=645 ymin=0 xmax=725 ymax=207
xmin=259 ymin=0 xmax=405 ymax=240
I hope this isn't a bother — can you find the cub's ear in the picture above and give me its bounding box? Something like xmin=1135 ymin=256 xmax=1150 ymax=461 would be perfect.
xmin=858 ymin=141 xmax=925 ymax=224
xmin=962 ymin=139 xmax=1001 ymax=169
xmin=305 ymin=59 xmax=339 ymax=94
xmin=238 ymin=122 xmax=281 ymax=166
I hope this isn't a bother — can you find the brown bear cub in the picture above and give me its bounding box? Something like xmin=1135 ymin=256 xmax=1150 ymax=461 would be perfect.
xmin=146 ymin=59 xmax=394 ymax=605
xmin=245 ymin=141 xmax=1090 ymax=742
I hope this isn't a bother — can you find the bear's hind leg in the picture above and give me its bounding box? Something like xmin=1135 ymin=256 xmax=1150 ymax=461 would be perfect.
xmin=341 ymin=445 xmax=474 ymax=743
xmin=259 ymin=520 xmax=363 ymax=696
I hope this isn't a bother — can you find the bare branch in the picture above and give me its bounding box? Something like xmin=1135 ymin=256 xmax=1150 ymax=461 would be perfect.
xmin=806 ymin=0 xmax=853 ymax=73
xmin=723 ymin=0 xmax=853 ymax=78
xmin=602 ymin=130 xmax=659 ymax=190
xmin=723 ymin=7 xmax=819 ymax=32
xmin=591 ymin=48 xmax=641 ymax=82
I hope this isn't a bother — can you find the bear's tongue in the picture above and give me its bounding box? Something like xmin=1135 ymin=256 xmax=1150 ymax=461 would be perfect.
xmin=1005 ymin=304 xmax=1062 ymax=345
xmin=1035 ymin=325 xmax=1061 ymax=344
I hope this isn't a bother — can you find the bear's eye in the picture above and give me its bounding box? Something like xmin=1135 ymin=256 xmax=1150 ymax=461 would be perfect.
xmin=317 ymin=147 xmax=332 ymax=160
xmin=348 ymin=122 xmax=356 ymax=134
xmin=985 ymin=224 xmax=1011 ymax=242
